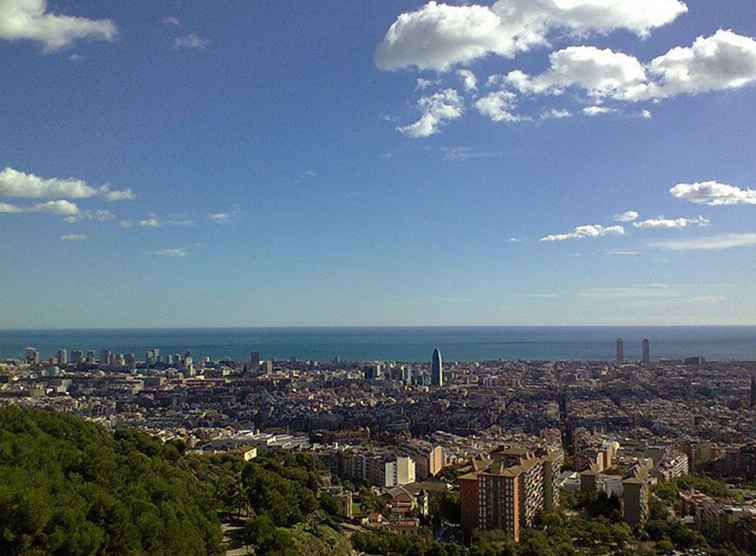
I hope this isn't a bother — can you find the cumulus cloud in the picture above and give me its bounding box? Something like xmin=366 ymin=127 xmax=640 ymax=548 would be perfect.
xmin=652 ymin=233 xmax=756 ymax=251
xmin=630 ymin=29 xmax=756 ymax=101
xmin=0 ymin=0 xmax=117 ymax=51
xmin=398 ymin=88 xmax=464 ymax=137
xmin=457 ymin=69 xmax=478 ymax=91
xmin=613 ymin=210 xmax=639 ymax=223
xmin=671 ymin=181 xmax=756 ymax=206
xmin=505 ymin=46 xmax=647 ymax=98
xmin=505 ymin=30 xmax=756 ymax=104
xmin=541 ymin=224 xmax=624 ymax=242
xmin=161 ymin=16 xmax=180 ymax=26
xmin=174 ymin=33 xmax=209 ymax=50
xmin=0 ymin=199 xmax=80 ymax=216
xmin=633 ymin=215 xmax=710 ymax=229
xmin=61 ymin=234 xmax=87 ymax=241
xmin=139 ymin=217 xmax=160 ymax=228
xmin=0 ymin=167 xmax=95 ymax=198
xmin=0 ymin=167 xmax=134 ymax=201
xmin=374 ymin=0 xmax=687 ymax=71
xmin=475 ymin=91 xmax=523 ymax=122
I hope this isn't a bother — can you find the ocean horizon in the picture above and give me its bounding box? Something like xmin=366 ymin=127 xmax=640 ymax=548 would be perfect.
xmin=2 ymin=326 xmax=756 ymax=363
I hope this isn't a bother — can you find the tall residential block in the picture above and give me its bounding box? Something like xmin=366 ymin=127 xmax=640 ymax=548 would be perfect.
xmin=622 ymin=478 xmax=650 ymax=526
xmin=616 ymin=338 xmax=624 ymax=365
xmin=641 ymin=338 xmax=650 ymax=365
xmin=460 ymin=465 xmax=521 ymax=543
xmin=460 ymin=447 xmax=561 ymax=542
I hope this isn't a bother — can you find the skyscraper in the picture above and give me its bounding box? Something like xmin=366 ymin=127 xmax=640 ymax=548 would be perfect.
xmin=56 ymin=349 xmax=68 ymax=365
xmin=250 ymin=352 xmax=260 ymax=367
xmin=641 ymin=339 xmax=650 ymax=365
xmin=750 ymin=375 xmax=756 ymax=410
xmin=616 ymin=338 xmax=624 ymax=366
xmin=431 ymin=348 xmax=443 ymax=387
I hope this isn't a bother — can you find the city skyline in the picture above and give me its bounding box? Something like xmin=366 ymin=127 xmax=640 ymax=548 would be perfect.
xmin=3 ymin=1 xmax=756 ymax=328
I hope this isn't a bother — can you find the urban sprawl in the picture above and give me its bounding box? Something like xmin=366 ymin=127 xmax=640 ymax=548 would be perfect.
xmin=3 ymin=339 xmax=756 ymax=552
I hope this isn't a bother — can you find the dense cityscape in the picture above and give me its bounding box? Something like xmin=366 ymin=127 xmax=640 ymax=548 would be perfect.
xmin=2 ymin=337 xmax=756 ymax=554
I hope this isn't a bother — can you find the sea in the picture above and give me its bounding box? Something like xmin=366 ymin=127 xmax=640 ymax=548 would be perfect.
xmin=1 ymin=326 xmax=755 ymax=363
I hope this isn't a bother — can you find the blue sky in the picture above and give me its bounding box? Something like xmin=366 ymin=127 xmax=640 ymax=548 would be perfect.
xmin=2 ymin=0 xmax=756 ymax=328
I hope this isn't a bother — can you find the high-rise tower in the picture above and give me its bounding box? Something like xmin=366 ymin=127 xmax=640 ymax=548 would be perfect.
xmin=750 ymin=375 xmax=756 ymax=409
xmin=641 ymin=339 xmax=650 ymax=365
xmin=616 ymin=338 xmax=624 ymax=366
xmin=431 ymin=348 xmax=444 ymax=387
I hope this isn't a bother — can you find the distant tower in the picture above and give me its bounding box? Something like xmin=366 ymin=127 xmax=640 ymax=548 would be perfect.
xmin=616 ymin=338 xmax=624 ymax=366
xmin=641 ymin=339 xmax=650 ymax=365
xmin=250 ymin=352 xmax=261 ymax=367
xmin=431 ymin=348 xmax=444 ymax=387
xmin=750 ymin=376 xmax=756 ymax=409
xmin=57 ymin=349 xmax=68 ymax=365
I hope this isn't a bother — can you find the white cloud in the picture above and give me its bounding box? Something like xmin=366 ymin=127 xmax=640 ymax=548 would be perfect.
xmin=139 ymin=217 xmax=160 ymax=228
xmin=671 ymin=181 xmax=756 ymax=206
xmin=541 ymin=224 xmax=624 ymax=242
xmin=0 ymin=0 xmax=117 ymax=51
xmin=641 ymin=109 xmax=652 ymax=119
xmin=61 ymin=234 xmax=87 ymax=241
xmin=580 ymin=284 xmax=674 ymax=298
xmin=374 ymin=0 xmax=686 ymax=71
xmin=161 ymin=16 xmax=180 ymax=26
xmin=174 ymin=33 xmax=209 ymax=50
xmin=506 ymin=46 xmax=647 ymax=98
xmin=457 ymin=69 xmax=478 ymax=91
xmin=209 ymin=212 xmax=232 ymax=223
xmin=631 ymin=29 xmax=756 ymax=100
xmin=583 ymin=105 xmax=616 ymax=116
xmin=63 ymin=209 xmax=116 ymax=224
xmin=164 ymin=219 xmax=196 ymax=227
xmin=502 ymin=30 xmax=756 ymax=105
xmin=0 ymin=167 xmax=134 ymax=201
xmin=0 ymin=202 xmax=23 ymax=213
xmin=119 ymin=220 xmax=134 ymax=229
xmin=541 ymin=108 xmax=572 ymax=120
xmin=475 ymin=91 xmax=523 ymax=122
xmin=442 ymin=146 xmax=501 ymax=161
xmin=633 ymin=215 xmax=710 ymax=230
xmin=398 ymin=88 xmax=464 ymax=137
xmin=0 ymin=199 xmax=79 ymax=216
xmin=651 ymin=233 xmax=756 ymax=251
xmin=606 ymin=250 xmax=642 ymax=256
xmin=613 ymin=210 xmax=639 ymax=223
xmin=153 ymin=248 xmax=188 ymax=257
xmin=0 ymin=167 xmax=95 ymax=198
xmin=99 ymin=185 xmax=136 ymax=202
xmin=415 ymin=78 xmax=439 ymax=91
xmin=43 ymin=200 xmax=82 ymax=217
